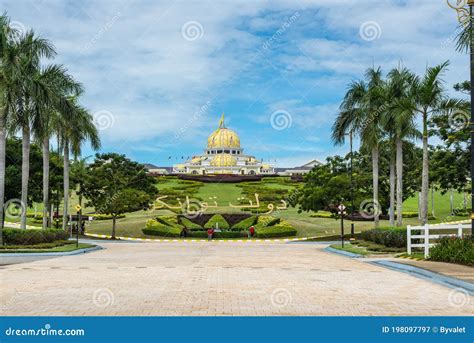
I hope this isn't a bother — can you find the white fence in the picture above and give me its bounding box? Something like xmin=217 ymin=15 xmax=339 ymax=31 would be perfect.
xmin=407 ymin=223 xmax=470 ymax=258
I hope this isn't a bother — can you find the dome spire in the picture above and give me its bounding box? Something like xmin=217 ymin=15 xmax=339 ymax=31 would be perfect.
xmin=218 ymin=113 xmax=225 ymax=128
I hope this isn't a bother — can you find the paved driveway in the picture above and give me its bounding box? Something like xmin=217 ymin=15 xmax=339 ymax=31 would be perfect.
xmin=1 ymin=242 xmax=472 ymax=316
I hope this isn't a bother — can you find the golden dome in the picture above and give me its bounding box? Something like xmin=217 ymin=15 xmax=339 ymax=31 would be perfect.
xmin=210 ymin=153 xmax=237 ymax=167
xmin=207 ymin=114 xmax=240 ymax=149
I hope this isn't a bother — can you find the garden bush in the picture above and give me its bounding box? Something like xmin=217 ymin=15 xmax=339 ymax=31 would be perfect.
xmin=310 ymin=211 xmax=335 ymax=219
xmin=429 ymin=236 xmax=473 ymax=266
xmin=179 ymin=217 xmax=203 ymax=230
xmin=257 ymin=216 xmax=275 ymax=225
xmin=204 ymin=214 xmax=229 ymax=230
xmin=255 ymin=223 xmax=297 ymax=238
xmin=188 ymin=231 xmax=246 ymax=238
xmin=142 ymin=219 xmax=181 ymax=237
xmin=155 ymin=216 xmax=183 ymax=229
xmin=91 ymin=213 xmax=126 ymax=220
xmin=360 ymin=227 xmax=406 ymax=248
xmin=3 ymin=228 xmax=68 ymax=245
xmin=231 ymin=215 xmax=257 ymax=231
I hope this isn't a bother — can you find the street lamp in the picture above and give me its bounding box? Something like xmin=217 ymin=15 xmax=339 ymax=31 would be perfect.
xmin=338 ymin=203 xmax=346 ymax=248
xmin=345 ymin=131 xmax=355 ymax=238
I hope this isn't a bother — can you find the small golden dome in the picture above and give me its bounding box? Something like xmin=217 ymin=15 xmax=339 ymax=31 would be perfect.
xmin=207 ymin=113 xmax=240 ymax=149
xmin=210 ymin=153 xmax=237 ymax=167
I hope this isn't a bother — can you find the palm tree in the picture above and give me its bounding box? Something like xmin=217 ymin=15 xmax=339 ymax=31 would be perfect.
xmin=382 ymin=67 xmax=419 ymax=227
xmin=32 ymin=65 xmax=83 ymax=229
xmin=57 ymin=103 xmax=100 ymax=231
xmin=398 ymin=62 xmax=466 ymax=224
xmin=332 ymin=67 xmax=385 ymax=228
xmin=8 ymin=30 xmax=55 ymax=229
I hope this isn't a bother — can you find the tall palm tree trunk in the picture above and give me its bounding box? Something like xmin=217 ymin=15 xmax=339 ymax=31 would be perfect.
xmin=372 ymin=146 xmax=379 ymax=228
xmin=0 ymin=117 xmax=6 ymax=243
xmin=42 ymin=136 xmax=50 ymax=229
xmin=395 ymin=138 xmax=403 ymax=227
xmin=62 ymin=141 xmax=69 ymax=231
xmin=421 ymin=113 xmax=429 ymax=225
xmin=20 ymin=126 xmax=30 ymax=230
xmin=389 ymin=155 xmax=395 ymax=227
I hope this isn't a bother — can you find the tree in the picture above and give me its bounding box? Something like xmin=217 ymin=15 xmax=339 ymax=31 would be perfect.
xmin=56 ymin=102 xmax=100 ymax=231
xmin=383 ymin=67 xmax=420 ymax=226
xmin=81 ymin=153 xmax=158 ymax=239
xmin=33 ymin=65 xmax=83 ymax=228
xmin=7 ymin=30 xmax=56 ymax=229
xmin=398 ymin=62 xmax=467 ymax=224
xmin=332 ymin=67 xmax=386 ymax=228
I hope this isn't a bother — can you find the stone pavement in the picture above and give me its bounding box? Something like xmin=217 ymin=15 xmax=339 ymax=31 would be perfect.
xmin=1 ymin=242 xmax=472 ymax=316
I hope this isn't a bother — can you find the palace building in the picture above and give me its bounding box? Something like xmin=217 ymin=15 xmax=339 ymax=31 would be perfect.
xmin=173 ymin=115 xmax=274 ymax=175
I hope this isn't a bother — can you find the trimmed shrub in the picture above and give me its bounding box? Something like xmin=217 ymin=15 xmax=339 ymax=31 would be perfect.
xmin=142 ymin=219 xmax=181 ymax=237
xmin=90 ymin=214 xmax=126 ymax=220
xmin=402 ymin=211 xmax=418 ymax=218
xmin=179 ymin=217 xmax=203 ymax=230
xmin=360 ymin=228 xmax=406 ymax=248
xmin=3 ymin=228 xmax=68 ymax=245
xmin=204 ymin=214 xmax=229 ymax=230
xmin=255 ymin=223 xmax=297 ymax=238
xmin=264 ymin=217 xmax=281 ymax=226
xmin=231 ymin=216 xmax=257 ymax=231
xmin=310 ymin=211 xmax=335 ymax=219
xmin=257 ymin=216 xmax=275 ymax=225
xmin=430 ymin=236 xmax=473 ymax=266
xmin=155 ymin=216 xmax=183 ymax=229
xmin=188 ymin=231 xmax=246 ymax=238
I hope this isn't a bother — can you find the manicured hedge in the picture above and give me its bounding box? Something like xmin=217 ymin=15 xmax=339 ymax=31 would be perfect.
xmin=155 ymin=216 xmax=183 ymax=229
xmin=310 ymin=211 xmax=334 ymax=219
xmin=430 ymin=236 xmax=473 ymax=266
xmin=255 ymin=223 xmax=297 ymax=238
xmin=204 ymin=214 xmax=229 ymax=230
xmin=91 ymin=213 xmax=126 ymax=220
xmin=179 ymin=217 xmax=203 ymax=230
xmin=257 ymin=216 xmax=275 ymax=225
xmin=360 ymin=227 xmax=406 ymax=248
xmin=231 ymin=216 xmax=257 ymax=231
xmin=142 ymin=219 xmax=181 ymax=237
xmin=3 ymin=228 xmax=69 ymax=245
xmin=188 ymin=231 xmax=246 ymax=238
xmin=264 ymin=217 xmax=280 ymax=226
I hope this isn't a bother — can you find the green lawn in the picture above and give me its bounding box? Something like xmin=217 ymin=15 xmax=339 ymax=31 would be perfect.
xmin=329 ymin=243 xmax=370 ymax=256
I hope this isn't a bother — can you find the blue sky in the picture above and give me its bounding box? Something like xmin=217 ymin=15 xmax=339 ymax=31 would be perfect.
xmin=1 ymin=0 xmax=468 ymax=167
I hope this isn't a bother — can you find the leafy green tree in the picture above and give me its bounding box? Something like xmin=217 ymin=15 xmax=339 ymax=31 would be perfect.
xmin=333 ymin=67 xmax=386 ymax=227
xmin=398 ymin=61 xmax=467 ymax=224
xmin=81 ymin=153 xmax=158 ymax=239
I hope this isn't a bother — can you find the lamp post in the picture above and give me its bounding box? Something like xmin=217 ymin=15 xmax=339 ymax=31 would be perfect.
xmin=349 ymin=131 xmax=355 ymax=239
xmin=338 ymin=204 xmax=346 ymax=248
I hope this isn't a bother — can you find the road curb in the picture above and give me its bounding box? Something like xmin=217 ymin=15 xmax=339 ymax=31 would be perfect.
xmin=325 ymin=246 xmax=364 ymax=258
xmin=371 ymin=260 xmax=474 ymax=295
xmin=0 ymin=245 xmax=102 ymax=257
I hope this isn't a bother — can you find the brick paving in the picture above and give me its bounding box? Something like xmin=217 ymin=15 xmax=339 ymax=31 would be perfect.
xmin=1 ymin=242 xmax=472 ymax=316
